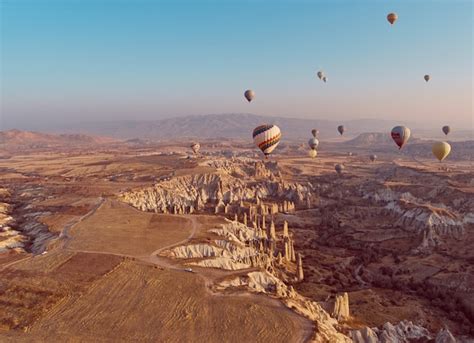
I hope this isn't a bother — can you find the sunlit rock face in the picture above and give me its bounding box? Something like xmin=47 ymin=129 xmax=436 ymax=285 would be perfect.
xmin=362 ymin=187 xmax=471 ymax=238
xmin=351 ymin=321 xmax=431 ymax=343
xmin=121 ymin=159 xmax=312 ymax=213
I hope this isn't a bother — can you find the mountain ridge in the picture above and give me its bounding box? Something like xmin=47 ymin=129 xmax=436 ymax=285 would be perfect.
xmin=48 ymin=113 xmax=439 ymax=140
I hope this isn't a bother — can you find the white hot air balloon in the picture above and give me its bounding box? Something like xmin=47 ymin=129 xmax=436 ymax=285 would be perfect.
xmin=308 ymin=137 xmax=319 ymax=150
xmin=252 ymin=124 xmax=281 ymax=158
xmin=391 ymin=126 xmax=411 ymax=149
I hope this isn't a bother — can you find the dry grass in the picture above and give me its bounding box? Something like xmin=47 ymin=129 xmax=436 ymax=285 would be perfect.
xmin=67 ymin=200 xmax=193 ymax=256
xmin=26 ymin=260 xmax=311 ymax=342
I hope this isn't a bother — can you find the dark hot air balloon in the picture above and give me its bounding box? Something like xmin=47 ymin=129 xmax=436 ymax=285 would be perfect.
xmin=387 ymin=12 xmax=398 ymax=25
xmin=337 ymin=125 xmax=345 ymax=136
xmin=244 ymin=89 xmax=255 ymax=102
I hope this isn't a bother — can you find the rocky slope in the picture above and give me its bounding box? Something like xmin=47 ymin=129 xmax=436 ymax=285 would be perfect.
xmin=362 ymin=187 xmax=473 ymax=239
xmin=121 ymin=160 xmax=312 ymax=214
xmin=161 ymin=217 xmax=351 ymax=342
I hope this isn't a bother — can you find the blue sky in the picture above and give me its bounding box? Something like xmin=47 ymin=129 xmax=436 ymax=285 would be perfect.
xmin=1 ymin=0 xmax=472 ymax=129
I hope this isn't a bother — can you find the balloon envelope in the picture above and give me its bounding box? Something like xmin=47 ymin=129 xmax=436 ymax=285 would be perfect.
xmin=252 ymin=124 xmax=281 ymax=156
xmin=387 ymin=12 xmax=398 ymax=25
xmin=317 ymin=71 xmax=324 ymax=79
xmin=370 ymin=154 xmax=377 ymax=162
xmin=337 ymin=125 xmax=345 ymax=135
xmin=432 ymin=141 xmax=451 ymax=161
xmin=244 ymin=89 xmax=255 ymax=102
xmin=391 ymin=126 xmax=411 ymax=149
xmin=424 ymin=75 xmax=430 ymax=82
xmin=322 ymin=76 xmax=328 ymax=83
xmin=308 ymin=137 xmax=319 ymax=150
xmin=308 ymin=149 xmax=317 ymax=158
xmin=335 ymin=164 xmax=344 ymax=174
xmin=442 ymin=126 xmax=450 ymax=135
xmin=311 ymin=129 xmax=319 ymax=137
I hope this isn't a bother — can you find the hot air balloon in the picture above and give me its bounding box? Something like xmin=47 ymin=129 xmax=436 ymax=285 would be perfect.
xmin=337 ymin=125 xmax=345 ymax=136
xmin=432 ymin=141 xmax=451 ymax=162
xmin=387 ymin=12 xmax=398 ymax=25
xmin=252 ymin=124 xmax=281 ymax=157
xmin=370 ymin=154 xmax=377 ymax=162
xmin=322 ymin=76 xmax=328 ymax=83
xmin=190 ymin=142 xmax=200 ymax=154
xmin=335 ymin=164 xmax=344 ymax=175
xmin=308 ymin=149 xmax=317 ymax=158
xmin=391 ymin=126 xmax=411 ymax=149
xmin=424 ymin=75 xmax=430 ymax=82
xmin=311 ymin=129 xmax=319 ymax=138
xmin=308 ymin=137 xmax=319 ymax=150
xmin=442 ymin=126 xmax=450 ymax=136
xmin=244 ymin=89 xmax=255 ymax=102
xmin=317 ymin=71 xmax=324 ymax=80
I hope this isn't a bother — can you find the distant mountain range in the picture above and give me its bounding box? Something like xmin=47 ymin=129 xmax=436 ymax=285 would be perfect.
xmin=48 ymin=114 xmax=472 ymax=141
xmin=0 ymin=129 xmax=117 ymax=148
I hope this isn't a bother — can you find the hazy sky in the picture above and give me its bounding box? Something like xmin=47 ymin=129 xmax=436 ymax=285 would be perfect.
xmin=1 ymin=0 xmax=472 ymax=130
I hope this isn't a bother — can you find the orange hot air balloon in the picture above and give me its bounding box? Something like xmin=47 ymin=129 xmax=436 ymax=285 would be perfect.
xmin=387 ymin=13 xmax=398 ymax=25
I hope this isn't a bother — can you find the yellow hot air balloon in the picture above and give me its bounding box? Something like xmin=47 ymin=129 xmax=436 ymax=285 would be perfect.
xmin=432 ymin=141 xmax=451 ymax=162
xmin=308 ymin=149 xmax=317 ymax=158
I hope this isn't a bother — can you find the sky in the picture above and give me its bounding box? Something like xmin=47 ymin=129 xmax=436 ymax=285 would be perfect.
xmin=0 ymin=0 xmax=472 ymax=130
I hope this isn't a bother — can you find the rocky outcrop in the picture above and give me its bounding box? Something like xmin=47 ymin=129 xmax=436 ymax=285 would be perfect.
xmin=435 ymin=328 xmax=456 ymax=343
xmin=0 ymin=188 xmax=26 ymax=253
xmin=120 ymin=159 xmax=312 ymax=214
xmin=350 ymin=327 xmax=378 ymax=343
xmin=350 ymin=320 xmax=432 ymax=342
xmin=296 ymin=253 xmax=304 ymax=281
xmin=363 ymin=188 xmax=470 ymax=239
xmin=332 ymin=292 xmax=350 ymax=320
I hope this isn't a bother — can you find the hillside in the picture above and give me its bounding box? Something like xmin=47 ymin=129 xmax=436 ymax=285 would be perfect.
xmin=0 ymin=129 xmax=118 ymax=148
xmin=54 ymin=114 xmax=420 ymax=140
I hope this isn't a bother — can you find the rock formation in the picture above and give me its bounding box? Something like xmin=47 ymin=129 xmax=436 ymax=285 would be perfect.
xmin=350 ymin=320 xmax=432 ymax=343
xmin=296 ymin=253 xmax=304 ymax=281
xmin=332 ymin=292 xmax=350 ymax=320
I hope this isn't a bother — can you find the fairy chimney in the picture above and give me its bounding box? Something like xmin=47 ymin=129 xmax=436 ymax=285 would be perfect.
xmin=332 ymin=292 xmax=350 ymax=320
xmin=269 ymin=220 xmax=276 ymax=240
xmin=283 ymin=220 xmax=289 ymax=238
xmin=297 ymin=253 xmax=304 ymax=281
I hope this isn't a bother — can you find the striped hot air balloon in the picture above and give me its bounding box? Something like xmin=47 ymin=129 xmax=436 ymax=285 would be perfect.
xmin=252 ymin=124 xmax=281 ymax=157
